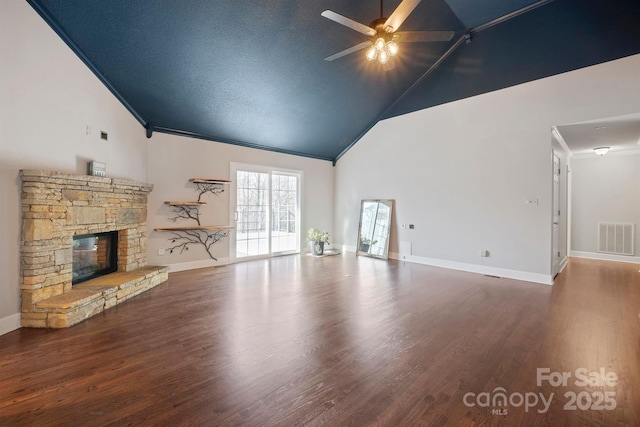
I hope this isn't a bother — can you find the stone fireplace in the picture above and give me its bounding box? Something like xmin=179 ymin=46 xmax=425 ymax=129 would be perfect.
xmin=20 ymin=170 xmax=168 ymax=328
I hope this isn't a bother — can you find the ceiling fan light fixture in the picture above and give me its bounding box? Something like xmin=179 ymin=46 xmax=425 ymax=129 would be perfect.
xmin=387 ymin=41 xmax=399 ymax=56
xmin=378 ymin=49 xmax=390 ymax=64
xmin=593 ymin=146 xmax=610 ymax=156
xmin=322 ymin=0 xmax=454 ymax=66
xmin=365 ymin=45 xmax=378 ymax=61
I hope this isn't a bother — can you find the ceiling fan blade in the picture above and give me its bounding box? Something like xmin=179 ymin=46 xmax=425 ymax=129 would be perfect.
xmin=324 ymin=41 xmax=371 ymax=61
xmin=384 ymin=0 xmax=422 ymax=32
xmin=321 ymin=10 xmax=376 ymax=36
xmin=395 ymin=31 xmax=455 ymax=42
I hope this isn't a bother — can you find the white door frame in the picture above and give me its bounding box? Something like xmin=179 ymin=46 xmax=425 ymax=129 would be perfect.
xmin=229 ymin=162 xmax=302 ymax=263
xmin=552 ymin=151 xmax=561 ymax=276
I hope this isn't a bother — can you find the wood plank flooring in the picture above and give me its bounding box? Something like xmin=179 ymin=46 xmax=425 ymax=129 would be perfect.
xmin=1 ymin=255 xmax=639 ymax=426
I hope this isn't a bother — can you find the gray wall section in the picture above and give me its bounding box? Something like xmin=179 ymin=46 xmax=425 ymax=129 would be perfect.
xmin=335 ymin=53 xmax=640 ymax=278
xmin=570 ymin=154 xmax=640 ymax=255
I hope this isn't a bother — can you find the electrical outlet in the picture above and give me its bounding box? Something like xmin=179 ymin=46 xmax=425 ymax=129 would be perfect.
xmin=480 ymin=249 xmax=490 ymax=258
xmin=157 ymin=248 xmax=165 ymax=256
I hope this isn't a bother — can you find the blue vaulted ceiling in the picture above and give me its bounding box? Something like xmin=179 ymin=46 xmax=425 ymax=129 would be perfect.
xmin=27 ymin=0 xmax=640 ymax=163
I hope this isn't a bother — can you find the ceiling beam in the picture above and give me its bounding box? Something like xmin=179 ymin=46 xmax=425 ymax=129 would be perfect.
xmin=470 ymin=0 xmax=556 ymax=34
xmin=152 ymin=126 xmax=334 ymax=163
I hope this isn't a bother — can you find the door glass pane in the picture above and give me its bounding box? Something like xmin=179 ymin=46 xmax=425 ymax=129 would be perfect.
xmin=271 ymin=173 xmax=298 ymax=253
xmin=236 ymin=171 xmax=270 ymax=258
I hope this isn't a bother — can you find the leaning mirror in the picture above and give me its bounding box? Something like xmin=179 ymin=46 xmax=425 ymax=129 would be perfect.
xmin=357 ymin=199 xmax=393 ymax=260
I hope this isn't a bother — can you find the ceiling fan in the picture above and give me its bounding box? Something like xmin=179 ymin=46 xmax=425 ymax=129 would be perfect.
xmin=322 ymin=0 xmax=454 ymax=66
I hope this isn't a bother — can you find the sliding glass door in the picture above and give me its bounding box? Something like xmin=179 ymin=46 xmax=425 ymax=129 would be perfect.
xmin=271 ymin=173 xmax=299 ymax=253
xmin=235 ymin=170 xmax=270 ymax=258
xmin=231 ymin=163 xmax=301 ymax=261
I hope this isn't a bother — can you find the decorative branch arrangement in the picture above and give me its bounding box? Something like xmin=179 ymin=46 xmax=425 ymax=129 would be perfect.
xmin=155 ymin=179 xmax=233 ymax=260
xmin=194 ymin=182 xmax=225 ymax=202
xmin=166 ymin=202 xmax=205 ymax=225
xmin=166 ymin=229 xmax=230 ymax=260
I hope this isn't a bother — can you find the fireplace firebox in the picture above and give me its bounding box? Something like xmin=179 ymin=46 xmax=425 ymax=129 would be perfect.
xmin=72 ymin=231 xmax=118 ymax=285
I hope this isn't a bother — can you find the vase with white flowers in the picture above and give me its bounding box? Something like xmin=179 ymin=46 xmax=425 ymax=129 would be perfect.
xmin=307 ymin=228 xmax=330 ymax=256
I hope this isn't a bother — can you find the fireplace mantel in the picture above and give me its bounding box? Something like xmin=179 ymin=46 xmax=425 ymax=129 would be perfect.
xmin=20 ymin=170 xmax=168 ymax=328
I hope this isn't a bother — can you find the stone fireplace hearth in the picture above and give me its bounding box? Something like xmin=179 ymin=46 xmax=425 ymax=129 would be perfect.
xmin=20 ymin=170 xmax=168 ymax=328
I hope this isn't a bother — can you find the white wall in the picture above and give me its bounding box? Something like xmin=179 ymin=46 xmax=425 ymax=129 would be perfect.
xmin=570 ymin=153 xmax=640 ymax=259
xmin=335 ymin=53 xmax=640 ymax=284
xmin=0 ymin=1 xmax=149 ymax=334
xmin=146 ymin=133 xmax=334 ymax=270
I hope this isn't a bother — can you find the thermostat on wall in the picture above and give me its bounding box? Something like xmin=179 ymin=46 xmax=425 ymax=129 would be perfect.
xmin=88 ymin=161 xmax=106 ymax=177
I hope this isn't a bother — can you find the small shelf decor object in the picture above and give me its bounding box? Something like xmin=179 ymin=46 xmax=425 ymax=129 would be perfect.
xmin=155 ymin=179 xmax=234 ymax=260
xmin=307 ymin=227 xmax=330 ymax=256
xmin=87 ymin=160 xmax=107 ymax=177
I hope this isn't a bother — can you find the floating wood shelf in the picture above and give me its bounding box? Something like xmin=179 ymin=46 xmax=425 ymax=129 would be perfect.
xmin=190 ymin=178 xmax=231 ymax=184
xmin=164 ymin=201 xmax=207 ymax=206
xmin=154 ymin=226 xmax=235 ymax=232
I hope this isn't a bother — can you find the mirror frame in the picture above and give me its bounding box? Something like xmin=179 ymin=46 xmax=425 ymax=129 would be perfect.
xmin=356 ymin=199 xmax=393 ymax=260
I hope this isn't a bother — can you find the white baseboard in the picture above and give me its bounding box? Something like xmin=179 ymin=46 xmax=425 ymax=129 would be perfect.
xmin=559 ymin=256 xmax=568 ymax=273
xmin=166 ymin=257 xmax=230 ymax=273
xmin=340 ymin=245 xmax=552 ymax=285
xmin=551 ymin=257 xmax=569 ymax=284
xmin=390 ymin=253 xmax=553 ymax=285
xmin=343 ymin=244 xmax=356 ymax=253
xmin=570 ymin=251 xmax=640 ymax=264
xmin=0 ymin=313 xmax=21 ymax=336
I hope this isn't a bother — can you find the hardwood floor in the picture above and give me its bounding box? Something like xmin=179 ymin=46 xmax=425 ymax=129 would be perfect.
xmin=1 ymin=255 xmax=639 ymax=426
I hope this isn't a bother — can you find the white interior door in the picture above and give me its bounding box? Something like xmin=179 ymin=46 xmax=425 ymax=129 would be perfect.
xmin=230 ymin=163 xmax=300 ymax=261
xmin=552 ymin=152 xmax=561 ymax=276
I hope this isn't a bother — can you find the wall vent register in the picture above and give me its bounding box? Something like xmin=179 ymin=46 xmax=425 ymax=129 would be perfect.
xmin=597 ymin=223 xmax=634 ymax=256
